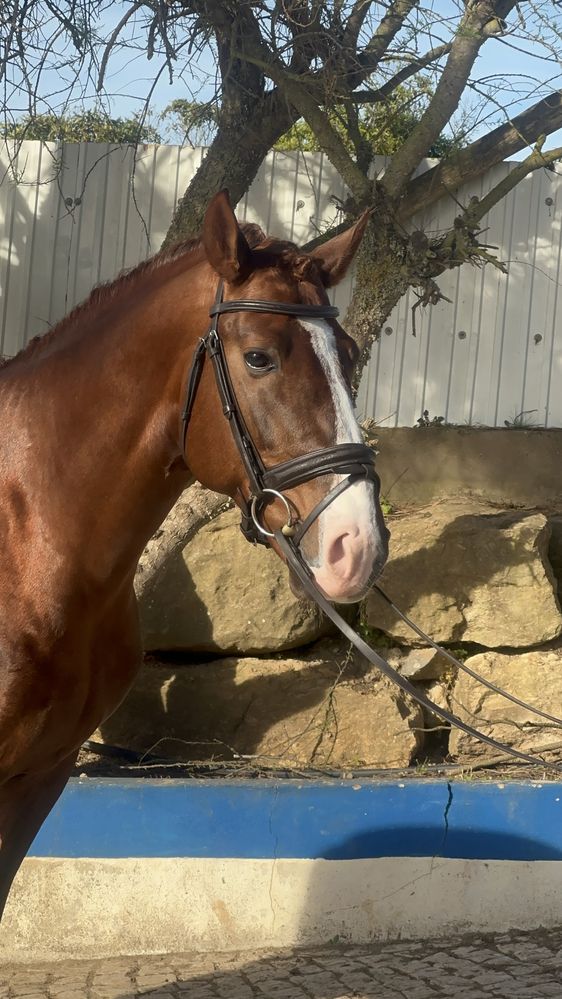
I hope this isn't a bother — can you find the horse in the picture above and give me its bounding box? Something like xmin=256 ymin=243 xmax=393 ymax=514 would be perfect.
xmin=0 ymin=189 xmax=389 ymax=916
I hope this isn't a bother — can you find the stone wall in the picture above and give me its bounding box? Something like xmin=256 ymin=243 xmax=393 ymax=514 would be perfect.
xmin=97 ymin=430 xmax=562 ymax=772
xmin=373 ymin=427 xmax=562 ymax=508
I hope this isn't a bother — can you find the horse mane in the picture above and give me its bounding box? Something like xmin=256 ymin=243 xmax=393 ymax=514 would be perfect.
xmin=3 ymin=235 xmax=204 ymax=369
xmin=1 ymin=221 xmax=316 ymax=371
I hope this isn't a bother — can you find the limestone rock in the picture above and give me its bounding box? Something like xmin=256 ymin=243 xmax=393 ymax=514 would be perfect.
xmin=422 ymin=680 xmax=453 ymax=731
xmin=365 ymin=501 xmax=562 ymax=647
xmin=138 ymin=508 xmax=331 ymax=654
xmin=98 ymin=654 xmax=424 ymax=769
xmin=388 ymin=646 xmax=450 ymax=681
xmin=449 ymin=649 xmax=562 ymax=760
xmin=134 ymin=484 xmax=229 ymax=604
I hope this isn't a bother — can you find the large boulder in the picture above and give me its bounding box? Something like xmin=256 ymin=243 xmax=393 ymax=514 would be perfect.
xmin=98 ymin=652 xmax=424 ymax=769
xmin=365 ymin=501 xmax=562 ymax=648
xmin=449 ymin=649 xmax=562 ymax=761
xmin=138 ymin=508 xmax=332 ymax=654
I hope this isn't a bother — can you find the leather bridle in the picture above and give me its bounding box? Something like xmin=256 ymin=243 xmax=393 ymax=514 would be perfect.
xmin=182 ymin=281 xmax=380 ymax=547
xmin=181 ymin=280 xmax=562 ymax=775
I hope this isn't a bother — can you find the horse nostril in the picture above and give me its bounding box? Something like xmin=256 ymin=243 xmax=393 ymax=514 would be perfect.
xmin=327 ymin=534 xmax=346 ymax=565
xmin=326 ymin=531 xmax=353 ymax=570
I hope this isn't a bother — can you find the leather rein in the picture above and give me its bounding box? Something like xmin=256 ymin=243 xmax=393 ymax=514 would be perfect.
xmin=181 ymin=281 xmax=562 ymax=775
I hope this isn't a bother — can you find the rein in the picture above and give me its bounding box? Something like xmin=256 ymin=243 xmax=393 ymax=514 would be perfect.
xmin=181 ymin=282 xmax=562 ymax=775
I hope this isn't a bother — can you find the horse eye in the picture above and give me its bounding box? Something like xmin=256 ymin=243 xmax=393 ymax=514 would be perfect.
xmin=244 ymin=351 xmax=274 ymax=372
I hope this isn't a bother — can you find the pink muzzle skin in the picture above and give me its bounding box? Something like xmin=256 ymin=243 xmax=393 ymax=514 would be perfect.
xmin=312 ymin=522 xmax=390 ymax=603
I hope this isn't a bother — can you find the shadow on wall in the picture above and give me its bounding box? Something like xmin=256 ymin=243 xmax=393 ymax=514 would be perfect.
xmin=0 ymin=141 xmax=41 ymax=357
xmin=1 ymin=140 xmax=200 ymax=356
xmin=373 ymin=427 xmax=562 ymax=510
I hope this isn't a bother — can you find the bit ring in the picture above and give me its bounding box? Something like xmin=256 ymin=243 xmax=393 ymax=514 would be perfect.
xmin=250 ymin=489 xmax=295 ymax=538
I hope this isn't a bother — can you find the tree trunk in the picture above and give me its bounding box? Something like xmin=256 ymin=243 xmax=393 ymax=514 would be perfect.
xmin=162 ymin=93 xmax=298 ymax=247
xmin=344 ymin=211 xmax=411 ymax=387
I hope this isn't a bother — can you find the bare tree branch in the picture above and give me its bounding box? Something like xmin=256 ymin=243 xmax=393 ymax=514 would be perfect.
xmin=460 ymin=137 xmax=562 ymax=229
xmin=356 ymin=0 xmax=418 ymax=78
xmin=97 ymin=3 xmax=145 ymax=94
xmin=268 ymin=68 xmax=372 ymax=202
xmin=349 ymin=41 xmax=453 ymax=104
xmin=343 ymin=0 xmax=375 ymax=53
xmin=228 ymin=17 xmax=374 ymax=202
xmin=401 ymin=90 xmax=562 ymax=219
xmin=383 ymin=0 xmax=519 ymax=200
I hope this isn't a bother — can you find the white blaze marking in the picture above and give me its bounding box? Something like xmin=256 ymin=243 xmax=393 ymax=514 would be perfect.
xmin=302 ymin=319 xmax=363 ymax=445
xmin=300 ymin=318 xmax=376 ymax=563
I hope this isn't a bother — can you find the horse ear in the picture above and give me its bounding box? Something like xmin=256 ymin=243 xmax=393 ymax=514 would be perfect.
xmin=308 ymin=210 xmax=371 ymax=288
xmin=202 ymin=190 xmax=252 ymax=284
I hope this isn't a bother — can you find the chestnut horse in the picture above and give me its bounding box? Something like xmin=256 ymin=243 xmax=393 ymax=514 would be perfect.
xmin=0 ymin=190 xmax=388 ymax=915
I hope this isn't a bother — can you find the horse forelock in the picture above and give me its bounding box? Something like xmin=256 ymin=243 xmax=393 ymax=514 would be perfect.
xmin=249 ymin=239 xmax=321 ymax=285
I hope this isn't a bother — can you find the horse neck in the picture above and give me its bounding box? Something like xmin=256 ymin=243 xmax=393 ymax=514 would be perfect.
xmin=8 ymin=252 xmax=214 ymax=587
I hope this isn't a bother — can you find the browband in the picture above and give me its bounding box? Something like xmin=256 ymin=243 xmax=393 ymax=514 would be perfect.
xmin=210 ymin=300 xmax=340 ymax=319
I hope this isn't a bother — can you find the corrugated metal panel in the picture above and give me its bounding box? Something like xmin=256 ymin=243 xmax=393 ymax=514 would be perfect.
xmin=356 ymin=160 xmax=562 ymax=429
xmin=1 ymin=140 xmax=561 ymax=427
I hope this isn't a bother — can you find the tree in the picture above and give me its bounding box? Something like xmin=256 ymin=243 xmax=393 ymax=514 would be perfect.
xmin=159 ymin=99 xmax=217 ymax=146
xmin=161 ymin=81 xmax=461 ymax=157
xmin=3 ymin=109 xmax=161 ymax=144
xmin=5 ymin=5 xmax=562 ymax=352
xmin=155 ymin=1 xmax=562 ymax=377
xmin=50 ymin=0 xmax=559 ymax=373
xmin=275 ymin=81 xmax=461 ymax=158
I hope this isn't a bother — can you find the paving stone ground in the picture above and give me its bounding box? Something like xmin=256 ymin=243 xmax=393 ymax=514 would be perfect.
xmin=3 ymin=929 xmax=562 ymax=999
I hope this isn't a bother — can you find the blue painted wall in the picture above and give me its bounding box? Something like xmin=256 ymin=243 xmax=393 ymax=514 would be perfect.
xmin=29 ymin=779 xmax=562 ymax=861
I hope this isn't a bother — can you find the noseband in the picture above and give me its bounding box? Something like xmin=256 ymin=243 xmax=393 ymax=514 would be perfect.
xmin=180 ymin=279 xmax=562 ymax=776
xmin=181 ymin=280 xmax=379 ymax=547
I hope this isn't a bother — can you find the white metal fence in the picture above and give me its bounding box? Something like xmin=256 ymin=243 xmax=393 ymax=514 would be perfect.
xmin=1 ymin=140 xmax=561 ymax=427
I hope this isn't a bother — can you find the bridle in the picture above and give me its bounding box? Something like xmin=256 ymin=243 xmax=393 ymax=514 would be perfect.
xmin=181 ymin=280 xmax=562 ymax=776
xmin=181 ymin=280 xmax=379 ymax=547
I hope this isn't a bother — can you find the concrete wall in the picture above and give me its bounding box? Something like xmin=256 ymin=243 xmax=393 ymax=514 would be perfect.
xmin=375 ymin=427 xmax=562 ymax=509
xmin=4 ymin=778 xmax=562 ymax=962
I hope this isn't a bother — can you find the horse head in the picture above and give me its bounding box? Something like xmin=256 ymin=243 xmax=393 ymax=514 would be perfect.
xmin=183 ymin=191 xmax=389 ymax=603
